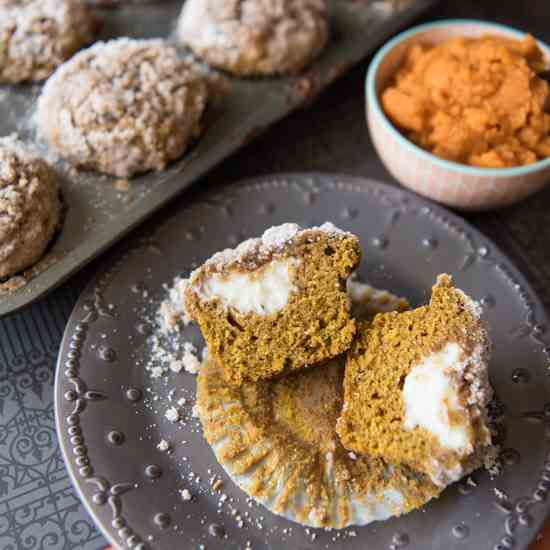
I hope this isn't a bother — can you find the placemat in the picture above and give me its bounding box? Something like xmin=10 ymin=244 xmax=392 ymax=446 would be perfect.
xmin=0 ymin=279 xmax=107 ymax=550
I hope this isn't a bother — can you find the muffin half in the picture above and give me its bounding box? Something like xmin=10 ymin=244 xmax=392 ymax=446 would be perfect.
xmin=337 ymin=274 xmax=494 ymax=487
xmin=185 ymin=222 xmax=360 ymax=385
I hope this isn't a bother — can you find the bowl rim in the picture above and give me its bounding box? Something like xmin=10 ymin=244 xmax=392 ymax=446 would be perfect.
xmin=366 ymin=18 xmax=550 ymax=178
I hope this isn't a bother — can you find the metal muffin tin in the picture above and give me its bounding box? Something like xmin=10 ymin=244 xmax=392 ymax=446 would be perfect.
xmin=0 ymin=0 xmax=436 ymax=317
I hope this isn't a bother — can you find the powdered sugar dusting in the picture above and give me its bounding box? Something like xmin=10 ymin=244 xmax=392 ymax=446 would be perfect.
xmin=261 ymin=223 xmax=301 ymax=249
xmin=191 ymin=221 xmax=353 ymax=279
xmin=317 ymin=221 xmax=346 ymax=235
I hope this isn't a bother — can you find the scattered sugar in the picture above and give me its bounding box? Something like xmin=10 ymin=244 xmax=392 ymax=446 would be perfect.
xmin=159 ymin=277 xmax=192 ymax=333
xmin=157 ymin=439 xmax=171 ymax=452
xmin=150 ymin=365 xmax=166 ymax=378
xmin=184 ymin=341 xmax=197 ymax=353
xmin=466 ymin=476 xmax=477 ymax=487
xmin=165 ymin=407 xmax=180 ymax=423
xmin=169 ymin=360 xmax=183 ymax=374
xmin=182 ymin=349 xmax=202 ymax=374
xmin=486 ymin=446 xmax=502 ymax=478
xmin=181 ymin=489 xmax=192 ymax=501
xmin=146 ymin=292 xmax=203 ymax=381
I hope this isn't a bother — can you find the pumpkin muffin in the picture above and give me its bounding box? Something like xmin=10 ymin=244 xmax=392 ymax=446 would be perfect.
xmin=197 ymin=285 xmax=439 ymax=528
xmin=0 ymin=135 xmax=61 ymax=280
xmin=337 ymin=274 xmax=494 ymax=487
xmin=36 ymin=38 xmax=208 ymax=178
xmin=0 ymin=0 xmax=97 ymax=84
xmin=185 ymin=222 xmax=360 ymax=385
xmin=177 ymin=0 xmax=329 ymax=76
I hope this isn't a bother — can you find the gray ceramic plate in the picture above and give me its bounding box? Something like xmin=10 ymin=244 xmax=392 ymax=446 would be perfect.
xmin=55 ymin=174 xmax=550 ymax=550
xmin=0 ymin=0 xmax=437 ymax=318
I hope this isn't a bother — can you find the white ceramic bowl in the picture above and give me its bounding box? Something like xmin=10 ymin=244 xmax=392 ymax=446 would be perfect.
xmin=366 ymin=19 xmax=550 ymax=211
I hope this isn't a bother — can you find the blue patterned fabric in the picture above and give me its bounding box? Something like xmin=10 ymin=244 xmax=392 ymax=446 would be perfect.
xmin=0 ymin=283 xmax=107 ymax=550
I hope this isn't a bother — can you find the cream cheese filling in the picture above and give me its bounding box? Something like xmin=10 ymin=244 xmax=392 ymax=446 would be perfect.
xmin=198 ymin=258 xmax=299 ymax=315
xmin=403 ymin=343 xmax=472 ymax=453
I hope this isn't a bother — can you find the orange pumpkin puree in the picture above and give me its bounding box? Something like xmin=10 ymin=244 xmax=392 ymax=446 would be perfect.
xmin=381 ymin=35 xmax=550 ymax=168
